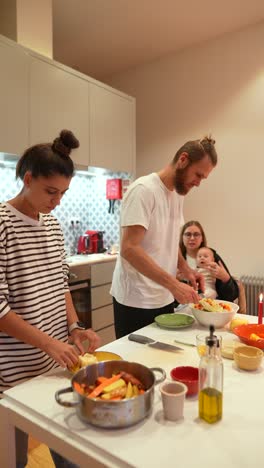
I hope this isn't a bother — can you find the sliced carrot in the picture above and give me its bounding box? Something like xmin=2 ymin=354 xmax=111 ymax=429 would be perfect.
xmin=74 ymin=382 xmax=85 ymax=395
xmin=139 ymin=389 xmax=145 ymax=395
xmin=88 ymin=373 xmax=122 ymax=398
xmin=96 ymin=376 xmax=108 ymax=385
xmin=109 ymin=396 xmax=122 ymax=401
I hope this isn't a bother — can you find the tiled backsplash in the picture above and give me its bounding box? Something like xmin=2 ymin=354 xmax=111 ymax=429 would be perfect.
xmin=0 ymin=165 xmax=131 ymax=253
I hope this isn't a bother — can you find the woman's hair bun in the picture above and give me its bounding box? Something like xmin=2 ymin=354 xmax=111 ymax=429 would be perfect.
xmin=52 ymin=129 xmax=79 ymax=157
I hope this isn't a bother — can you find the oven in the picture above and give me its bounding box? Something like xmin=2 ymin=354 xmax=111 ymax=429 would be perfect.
xmin=68 ymin=263 xmax=91 ymax=328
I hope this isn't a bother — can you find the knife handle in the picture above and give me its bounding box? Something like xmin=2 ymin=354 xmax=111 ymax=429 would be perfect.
xmin=128 ymin=334 xmax=155 ymax=344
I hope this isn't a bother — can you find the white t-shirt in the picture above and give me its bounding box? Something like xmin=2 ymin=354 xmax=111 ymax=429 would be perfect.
xmin=110 ymin=173 xmax=184 ymax=308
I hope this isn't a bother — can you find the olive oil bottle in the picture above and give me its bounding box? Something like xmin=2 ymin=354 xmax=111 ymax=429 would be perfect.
xmin=199 ymin=325 xmax=223 ymax=423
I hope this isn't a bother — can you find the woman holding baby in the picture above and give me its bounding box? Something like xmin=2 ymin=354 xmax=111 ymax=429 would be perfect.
xmin=179 ymin=220 xmax=238 ymax=301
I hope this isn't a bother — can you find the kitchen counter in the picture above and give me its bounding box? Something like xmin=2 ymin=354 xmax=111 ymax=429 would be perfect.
xmin=0 ymin=313 xmax=262 ymax=468
xmin=66 ymin=253 xmax=117 ymax=267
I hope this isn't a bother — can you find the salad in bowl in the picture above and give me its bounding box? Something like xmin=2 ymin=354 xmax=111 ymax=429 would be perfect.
xmin=191 ymin=298 xmax=239 ymax=328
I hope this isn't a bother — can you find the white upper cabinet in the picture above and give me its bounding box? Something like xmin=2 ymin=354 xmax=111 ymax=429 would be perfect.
xmin=89 ymin=83 xmax=135 ymax=173
xmin=0 ymin=40 xmax=29 ymax=155
xmin=29 ymin=56 xmax=90 ymax=167
xmin=0 ymin=35 xmax=135 ymax=172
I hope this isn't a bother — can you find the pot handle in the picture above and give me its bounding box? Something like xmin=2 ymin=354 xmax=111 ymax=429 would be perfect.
xmin=55 ymin=387 xmax=80 ymax=408
xmin=150 ymin=367 xmax=166 ymax=384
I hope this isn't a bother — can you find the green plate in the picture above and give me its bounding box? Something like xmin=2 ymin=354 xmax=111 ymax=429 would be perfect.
xmin=155 ymin=313 xmax=195 ymax=329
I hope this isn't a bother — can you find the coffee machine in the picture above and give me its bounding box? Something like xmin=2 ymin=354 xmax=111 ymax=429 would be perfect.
xmin=85 ymin=230 xmax=105 ymax=253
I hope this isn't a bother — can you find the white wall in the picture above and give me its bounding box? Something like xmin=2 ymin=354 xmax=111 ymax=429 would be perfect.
xmin=106 ymin=22 xmax=264 ymax=278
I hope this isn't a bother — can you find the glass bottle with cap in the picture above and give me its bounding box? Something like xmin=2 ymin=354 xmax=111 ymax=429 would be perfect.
xmin=198 ymin=324 xmax=223 ymax=423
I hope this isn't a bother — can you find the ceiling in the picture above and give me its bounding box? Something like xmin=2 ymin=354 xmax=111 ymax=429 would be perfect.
xmin=52 ymin=0 xmax=264 ymax=81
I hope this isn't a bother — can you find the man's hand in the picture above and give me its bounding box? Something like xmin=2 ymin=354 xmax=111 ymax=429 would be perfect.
xmin=171 ymin=280 xmax=200 ymax=304
xmin=181 ymin=268 xmax=205 ymax=293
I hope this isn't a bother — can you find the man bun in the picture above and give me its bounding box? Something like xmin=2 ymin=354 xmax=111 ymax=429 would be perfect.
xmin=200 ymin=135 xmax=216 ymax=146
xmin=52 ymin=129 xmax=80 ymax=158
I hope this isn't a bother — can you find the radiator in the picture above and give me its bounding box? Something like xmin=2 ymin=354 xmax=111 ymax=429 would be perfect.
xmin=240 ymin=276 xmax=264 ymax=316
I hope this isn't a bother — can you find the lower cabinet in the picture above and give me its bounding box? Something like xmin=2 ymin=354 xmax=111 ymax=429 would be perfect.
xmin=91 ymin=261 xmax=116 ymax=346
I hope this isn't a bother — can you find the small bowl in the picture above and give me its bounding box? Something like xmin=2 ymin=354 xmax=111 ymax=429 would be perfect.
xmin=170 ymin=366 xmax=199 ymax=396
xmin=233 ymin=345 xmax=263 ymax=371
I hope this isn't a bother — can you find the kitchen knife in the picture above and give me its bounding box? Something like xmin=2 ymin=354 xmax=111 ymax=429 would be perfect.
xmin=128 ymin=334 xmax=183 ymax=352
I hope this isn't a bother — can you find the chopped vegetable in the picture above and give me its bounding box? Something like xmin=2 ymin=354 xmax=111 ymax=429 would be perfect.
xmin=125 ymin=381 xmax=133 ymax=399
xmin=74 ymin=371 xmax=146 ymax=400
xmin=88 ymin=373 xmax=122 ymax=398
xmin=102 ymin=378 xmax=126 ymax=394
xmin=96 ymin=376 xmax=108 ymax=385
xmin=250 ymin=333 xmax=262 ymax=341
xmin=193 ymin=298 xmax=232 ymax=313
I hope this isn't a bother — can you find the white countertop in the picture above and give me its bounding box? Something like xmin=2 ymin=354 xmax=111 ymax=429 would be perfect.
xmin=66 ymin=253 xmax=117 ymax=267
xmin=1 ymin=313 xmax=263 ymax=468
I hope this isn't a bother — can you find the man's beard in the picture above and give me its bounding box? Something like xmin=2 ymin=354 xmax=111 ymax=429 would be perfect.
xmin=174 ymin=167 xmax=189 ymax=195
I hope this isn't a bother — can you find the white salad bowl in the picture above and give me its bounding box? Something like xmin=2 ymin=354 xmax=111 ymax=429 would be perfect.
xmin=191 ymin=299 xmax=239 ymax=329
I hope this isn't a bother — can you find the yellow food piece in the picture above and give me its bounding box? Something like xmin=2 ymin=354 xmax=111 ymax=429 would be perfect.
xmin=101 ymin=393 xmax=112 ymax=400
xmin=229 ymin=318 xmax=248 ymax=332
xmin=102 ymin=378 xmax=126 ymax=393
xmin=125 ymin=381 xmax=133 ymax=399
xmin=69 ymin=362 xmax=80 ymax=373
xmin=197 ymin=344 xmax=206 ymax=356
xmin=132 ymin=384 xmax=139 ymax=396
xmin=249 ymin=333 xmax=261 ymax=341
xmin=101 ymin=387 xmax=127 ymax=399
xmin=78 ymin=353 xmax=98 ymax=367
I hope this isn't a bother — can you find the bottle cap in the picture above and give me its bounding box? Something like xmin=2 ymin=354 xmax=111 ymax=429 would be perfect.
xmin=205 ymin=324 xmax=217 ymax=348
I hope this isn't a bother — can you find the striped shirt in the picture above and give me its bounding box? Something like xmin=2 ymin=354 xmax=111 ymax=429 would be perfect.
xmin=0 ymin=202 xmax=69 ymax=393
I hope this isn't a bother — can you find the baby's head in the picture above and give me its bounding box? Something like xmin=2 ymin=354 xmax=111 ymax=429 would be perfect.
xmin=196 ymin=247 xmax=214 ymax=268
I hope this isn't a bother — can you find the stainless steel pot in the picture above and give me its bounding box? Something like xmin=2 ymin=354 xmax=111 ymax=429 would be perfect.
xmin=55 ymin=360 xmax=166 ymax=428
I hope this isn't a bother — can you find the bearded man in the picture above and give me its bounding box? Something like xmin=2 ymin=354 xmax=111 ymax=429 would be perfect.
xmin=110 ymin=136 xmax=218 ymax=338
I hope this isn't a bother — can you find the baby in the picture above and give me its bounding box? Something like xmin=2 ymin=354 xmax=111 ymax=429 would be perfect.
xmin=196 ymin=247 xmax=217 ymax=299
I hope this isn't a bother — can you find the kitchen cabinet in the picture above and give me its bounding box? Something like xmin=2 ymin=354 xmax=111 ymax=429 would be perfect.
xmin=29 ymin=55 xmax=90 ymax=167
xmin=0 ymin=34 xmax=135 ymax=173
xmin=0 ymin=38 xmax=29 ymax=155
xmin=91 ymin=260 xmax=116 ymax=346
xmin=89 ymin=82 xmax=136 ymax=173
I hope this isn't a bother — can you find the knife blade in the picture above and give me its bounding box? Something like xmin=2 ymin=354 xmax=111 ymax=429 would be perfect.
xmin=174 ymin=339 xmax=196 ymax=347
xmin=128 ymin=334 xmax=183 ymax=352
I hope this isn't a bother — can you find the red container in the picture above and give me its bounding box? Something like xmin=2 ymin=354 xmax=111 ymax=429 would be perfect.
xmin=170 ymin=366 xmax=199 ymax=396
xmin=85 ymin=230 xmax=105 ymax=254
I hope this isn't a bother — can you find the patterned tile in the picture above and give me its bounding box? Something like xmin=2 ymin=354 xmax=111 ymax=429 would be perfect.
xmin=0 ymin=165 xmax=131 ymax=253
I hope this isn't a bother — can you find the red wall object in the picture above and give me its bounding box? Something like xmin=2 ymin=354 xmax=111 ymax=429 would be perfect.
xmin=106 ymin=179 xmax=123 ymax=200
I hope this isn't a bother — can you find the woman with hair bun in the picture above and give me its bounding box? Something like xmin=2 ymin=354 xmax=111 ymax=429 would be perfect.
xmin=0 ymin=130 xmax=100 ymax=467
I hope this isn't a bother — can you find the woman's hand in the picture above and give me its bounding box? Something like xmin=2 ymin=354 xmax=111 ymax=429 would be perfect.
xmin=70 ymin=328 xmax=101 ymax=354
xmin=44 ymin=339 xmax=79 ymax=369
xmin=206 ymin=260 xmax=230 ymax=283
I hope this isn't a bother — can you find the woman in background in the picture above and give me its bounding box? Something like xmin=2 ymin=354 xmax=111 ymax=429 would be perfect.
xmin=0 ymin=129 xmax=100 ymax=468
xmin=179 ymin=220 xmax=238 ymax=302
